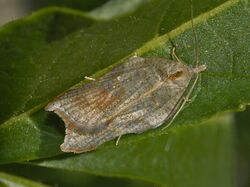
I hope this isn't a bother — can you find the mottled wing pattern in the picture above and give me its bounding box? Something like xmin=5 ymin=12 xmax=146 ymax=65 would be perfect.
xmin=46 ymin=57 xmax=194 ymax=153
xmin=46 ymin=57 xmax=153 ymax=134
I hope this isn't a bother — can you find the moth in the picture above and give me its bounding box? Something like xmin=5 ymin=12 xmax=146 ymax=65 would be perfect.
xmin=45 ymin=0 xmax=206 ymax=153
xmin=45 ymin=52 xmax=206 ymax=153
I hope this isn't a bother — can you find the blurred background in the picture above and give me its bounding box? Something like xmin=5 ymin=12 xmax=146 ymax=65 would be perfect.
xmin=0 ymin=0 xmax=109 ymax=26
xmin=0 ymin=0 xmax=249 ymax=187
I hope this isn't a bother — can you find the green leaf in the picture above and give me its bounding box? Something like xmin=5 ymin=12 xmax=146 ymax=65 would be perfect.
xmin=35 ymin=115 xmax=234 ymax=187
xmin=0 ymin=172 xmax=50 ymax=187
xmin=0 ymin=0 xmax=249 ymax=186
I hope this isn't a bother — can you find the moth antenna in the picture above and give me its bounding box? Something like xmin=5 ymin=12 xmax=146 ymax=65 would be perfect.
xmin=190 ymin=0 xmax=199 ymax=67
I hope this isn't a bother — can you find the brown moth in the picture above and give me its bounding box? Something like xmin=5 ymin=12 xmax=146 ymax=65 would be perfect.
xmin=45 ymin=1 xmax=206 ymax=153
xmin=45 ymin=54 xmax=206 ymax=153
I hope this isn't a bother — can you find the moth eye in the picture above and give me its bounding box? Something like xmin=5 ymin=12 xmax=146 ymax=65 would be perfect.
xmin=168 ymin=71 xmax=183 ymax=80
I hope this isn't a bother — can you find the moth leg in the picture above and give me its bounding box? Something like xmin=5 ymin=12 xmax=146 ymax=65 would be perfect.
xmin=84 ymin=76 xmax=96 ymax=81
xmin=171 ymin=46 xmax=182 ymax=63
xmin=162 ymin=69 xmax=201 ymax=131
xmin=161 ymin=96 xmax=187 ymax=131
xmin=115 ymin=135 xmax=122 ymax=146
